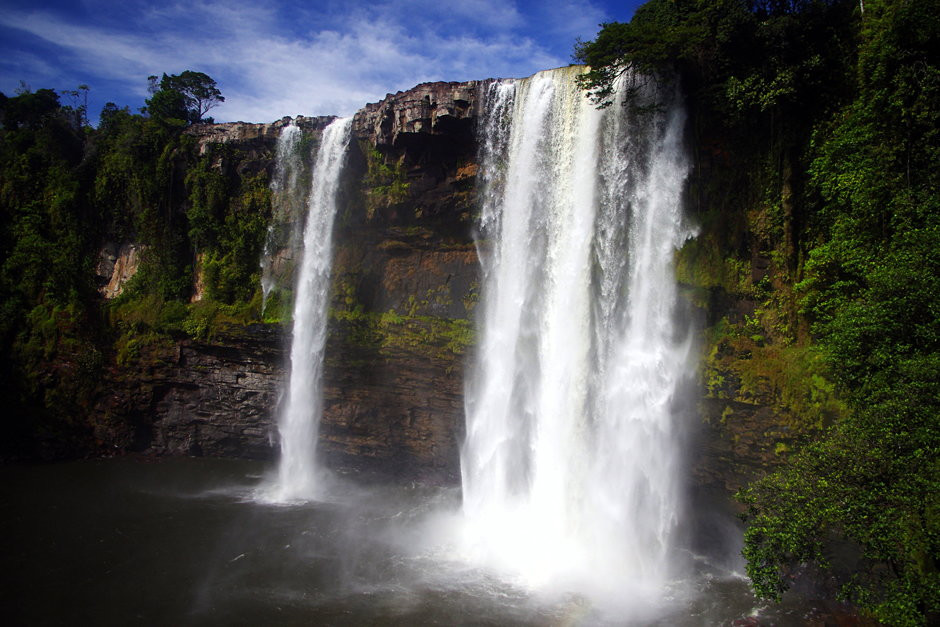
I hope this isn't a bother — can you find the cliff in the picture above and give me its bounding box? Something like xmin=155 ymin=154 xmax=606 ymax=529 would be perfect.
xmin=352 ymin=81 xmax=481 ymax=147
xmin=12 ymin=77 xmax=805 ymax=496
xmin=188 ymin=115 xmax=337 ymax=154
xmin=85 ymin=82 xmax=484 ymax=481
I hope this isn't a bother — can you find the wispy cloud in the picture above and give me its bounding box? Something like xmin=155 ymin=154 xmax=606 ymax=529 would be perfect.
xmin=0 ymin=0 xmax=615 ymax=122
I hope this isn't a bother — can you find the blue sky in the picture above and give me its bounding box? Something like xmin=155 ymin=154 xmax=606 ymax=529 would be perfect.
xmin=0 ymin=0 xmax=644 ymax=123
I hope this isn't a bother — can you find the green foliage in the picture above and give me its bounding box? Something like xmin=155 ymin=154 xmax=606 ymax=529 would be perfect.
xmin=0 ymin=87 xmax=102 ymax=453
xmin=180 ymin=298 xmax=261 ymax=341
xmin=92 ymin=100 xmax=194 ymax=300
xmin=575 ymin=0 xmax=857 ymax=149
xmin=185 ymin=144 xmax=272 ymax=304
xmin=332 ymin=307 xmax=473 ymax=361
xmin=733 ymin=1 xmax=940 ymax=622
xmin=145 ymin=71 xmax=224 ymax=126
xmin=0 ymin=71 xmax=255 ymax=454
xmin=585 ymin=1 xmax=939 ymax=621
xmin=185 ymin=146 xmax=229 ymax=249
xmin=260 ymin=287 xmax=293 ymax=324
xmin=0 ymin=88 xmax=63 ymax=130
xmin=362 ymin=144 xmax=410 ymax=219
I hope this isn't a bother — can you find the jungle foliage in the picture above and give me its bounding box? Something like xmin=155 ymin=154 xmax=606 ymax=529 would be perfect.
xmin=0 ymin=72 xmax=272 ymax=455
xmin=577 ymin=0 xmax=938 ymax=622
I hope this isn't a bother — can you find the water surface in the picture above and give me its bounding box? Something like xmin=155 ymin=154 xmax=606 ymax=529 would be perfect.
xmin=1 ymin=457 xmax=848 ymax=625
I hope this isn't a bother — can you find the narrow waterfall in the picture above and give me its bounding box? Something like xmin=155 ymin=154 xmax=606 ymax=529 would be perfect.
xmin=461 ymin=66 xmax=694 ymax=604
xmin=271 ymin=117 xmax=352 ymax=502
xmin=261 ymin=123 xmax=309 ymax=316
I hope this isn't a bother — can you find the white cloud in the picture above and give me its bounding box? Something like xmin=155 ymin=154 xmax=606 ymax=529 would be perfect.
xmin=0 ymin=0 xmax=579 ymax=123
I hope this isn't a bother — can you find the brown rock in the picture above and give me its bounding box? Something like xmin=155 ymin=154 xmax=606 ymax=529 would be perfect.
xmin=353 ymin=81 xmax=483 ymax=147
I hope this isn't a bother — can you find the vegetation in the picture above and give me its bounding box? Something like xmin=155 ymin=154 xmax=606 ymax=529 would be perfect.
xmin=0 ymin=85 xmax=102 ymax=454
xmin=361 ymin=143 xmax=410 ymax=220
xmin=145 ymin=71 xmax=225 ymax=127
xmin=0 ymin=71 xmax=280 ymax=455
xmin=578 ymin=0 xmax=938 ymax=622
xmin=330 ymin=308 xmax=473 ymax=363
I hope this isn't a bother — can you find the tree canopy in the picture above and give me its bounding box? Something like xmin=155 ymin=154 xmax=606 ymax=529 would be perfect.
xmin=0 ymin=70 xmax=264 ymax=457
xmin=145 ymin=71 xmax=224 ymax=126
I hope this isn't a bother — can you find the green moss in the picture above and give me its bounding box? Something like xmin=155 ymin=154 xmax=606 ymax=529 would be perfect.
xmin=261 ymin=287 xmax=293 ymax=324
xmin=331 ymin=307 xmax=473 ymax=361
xmin=182 ymin=295 xmax=263 ymax=340
xmin=703 ymin=312 xmax=847 ymax=434
xmin=361 ymin=144 xmax=410 ymax=220
xmin=675 ymin=235 xmax=754 ymax=296
xmin=462 ymin=281 xmax=480 ymax=313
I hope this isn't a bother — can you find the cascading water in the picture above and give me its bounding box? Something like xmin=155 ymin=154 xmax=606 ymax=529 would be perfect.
xmin=460 ymin=66 xmax=695 ymax=608
xmin=270 ymin=117 xmax=352 ymax=502
xmin=261 ymin=123 xmax=309 ymax=316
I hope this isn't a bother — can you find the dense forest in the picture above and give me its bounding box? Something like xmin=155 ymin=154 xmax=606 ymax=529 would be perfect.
xmin=0 ymin=0 xmax=936 ymax=624
xmin=0 ymin=71 xmax=271 ymax=454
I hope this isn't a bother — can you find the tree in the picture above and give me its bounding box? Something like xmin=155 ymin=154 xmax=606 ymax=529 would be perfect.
xmin=0 ymin=87 xmax=61 ymax=130
xmin=61 ymin=84 xmax=90 ymax=129
xmin=740 ymin=2 xmax=940 ymax=622
xmin=144 ymin=71 xmax=224 ymax=126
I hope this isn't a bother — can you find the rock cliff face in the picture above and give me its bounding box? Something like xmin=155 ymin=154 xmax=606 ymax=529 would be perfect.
xmin=93 ymin=326 xmax=283 ymax=459
xmin=317 ymin=81 xmax=483 ymax=480
xmin=353 ymin=81 xmax=482 ymax=147
xmin=96 ymin=242 xmax=144 ymax=299
xmin=92 ymin=82 xmax=484 ymax=480
xmin=91 ymin=78 xmax=792 ymax=496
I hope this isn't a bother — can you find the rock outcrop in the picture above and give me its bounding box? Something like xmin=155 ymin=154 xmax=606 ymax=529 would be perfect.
xmin=186 ymin=115 xmax=336 ymax=155
xmin=93 ymin=315 xmax=468 ymax=480
xmin=92 ymin=86 xmax=483 ymax=480
xmin=93 ymin=326 xmax=283 ymax=459
xmin=96 ymin=242 xmax=144 ymax=299
xmin=352 ymin=81 xmax=482 ymax=147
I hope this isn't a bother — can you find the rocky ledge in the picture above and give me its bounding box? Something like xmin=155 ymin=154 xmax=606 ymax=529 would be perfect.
xmin=184 ymin=79 xmax=485 ymax=155
xmin=353 ymin=81 xmax=483 ymax=147
xmin=186 ymin=115 xmax=336 ymax=154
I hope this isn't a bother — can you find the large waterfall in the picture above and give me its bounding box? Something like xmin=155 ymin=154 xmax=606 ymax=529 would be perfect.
xmin=460 ymin=66 xmax=695 ymax=606
xmin=271 ymin=117 xmax=352 ymax=502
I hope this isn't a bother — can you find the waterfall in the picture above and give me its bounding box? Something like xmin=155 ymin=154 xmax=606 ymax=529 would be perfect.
xmin=271 ymin=117 xmax=352 ymax=502
xmin=261 ymin=123 xmax=309 ymax=316
xmin=460 ymin=66 xmax=694 ymax=605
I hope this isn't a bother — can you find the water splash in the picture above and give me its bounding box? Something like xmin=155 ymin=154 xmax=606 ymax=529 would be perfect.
xmin=460 ymin=66 xmax=695 ymax=610
xmin=269 ymin=117 xmax=352 ymax=502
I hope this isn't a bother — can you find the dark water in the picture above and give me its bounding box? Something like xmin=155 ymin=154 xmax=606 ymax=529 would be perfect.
xmin=1 ymin=457 xmax=846 ymax=625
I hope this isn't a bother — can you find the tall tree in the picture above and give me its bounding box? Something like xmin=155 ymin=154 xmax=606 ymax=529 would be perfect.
xmin=145 ymin=71 xmax=224 ymax=126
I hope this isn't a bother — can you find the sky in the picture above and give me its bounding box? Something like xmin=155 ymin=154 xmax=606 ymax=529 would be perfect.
xmin=0 ymin=0 xmax=644 ymax=124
